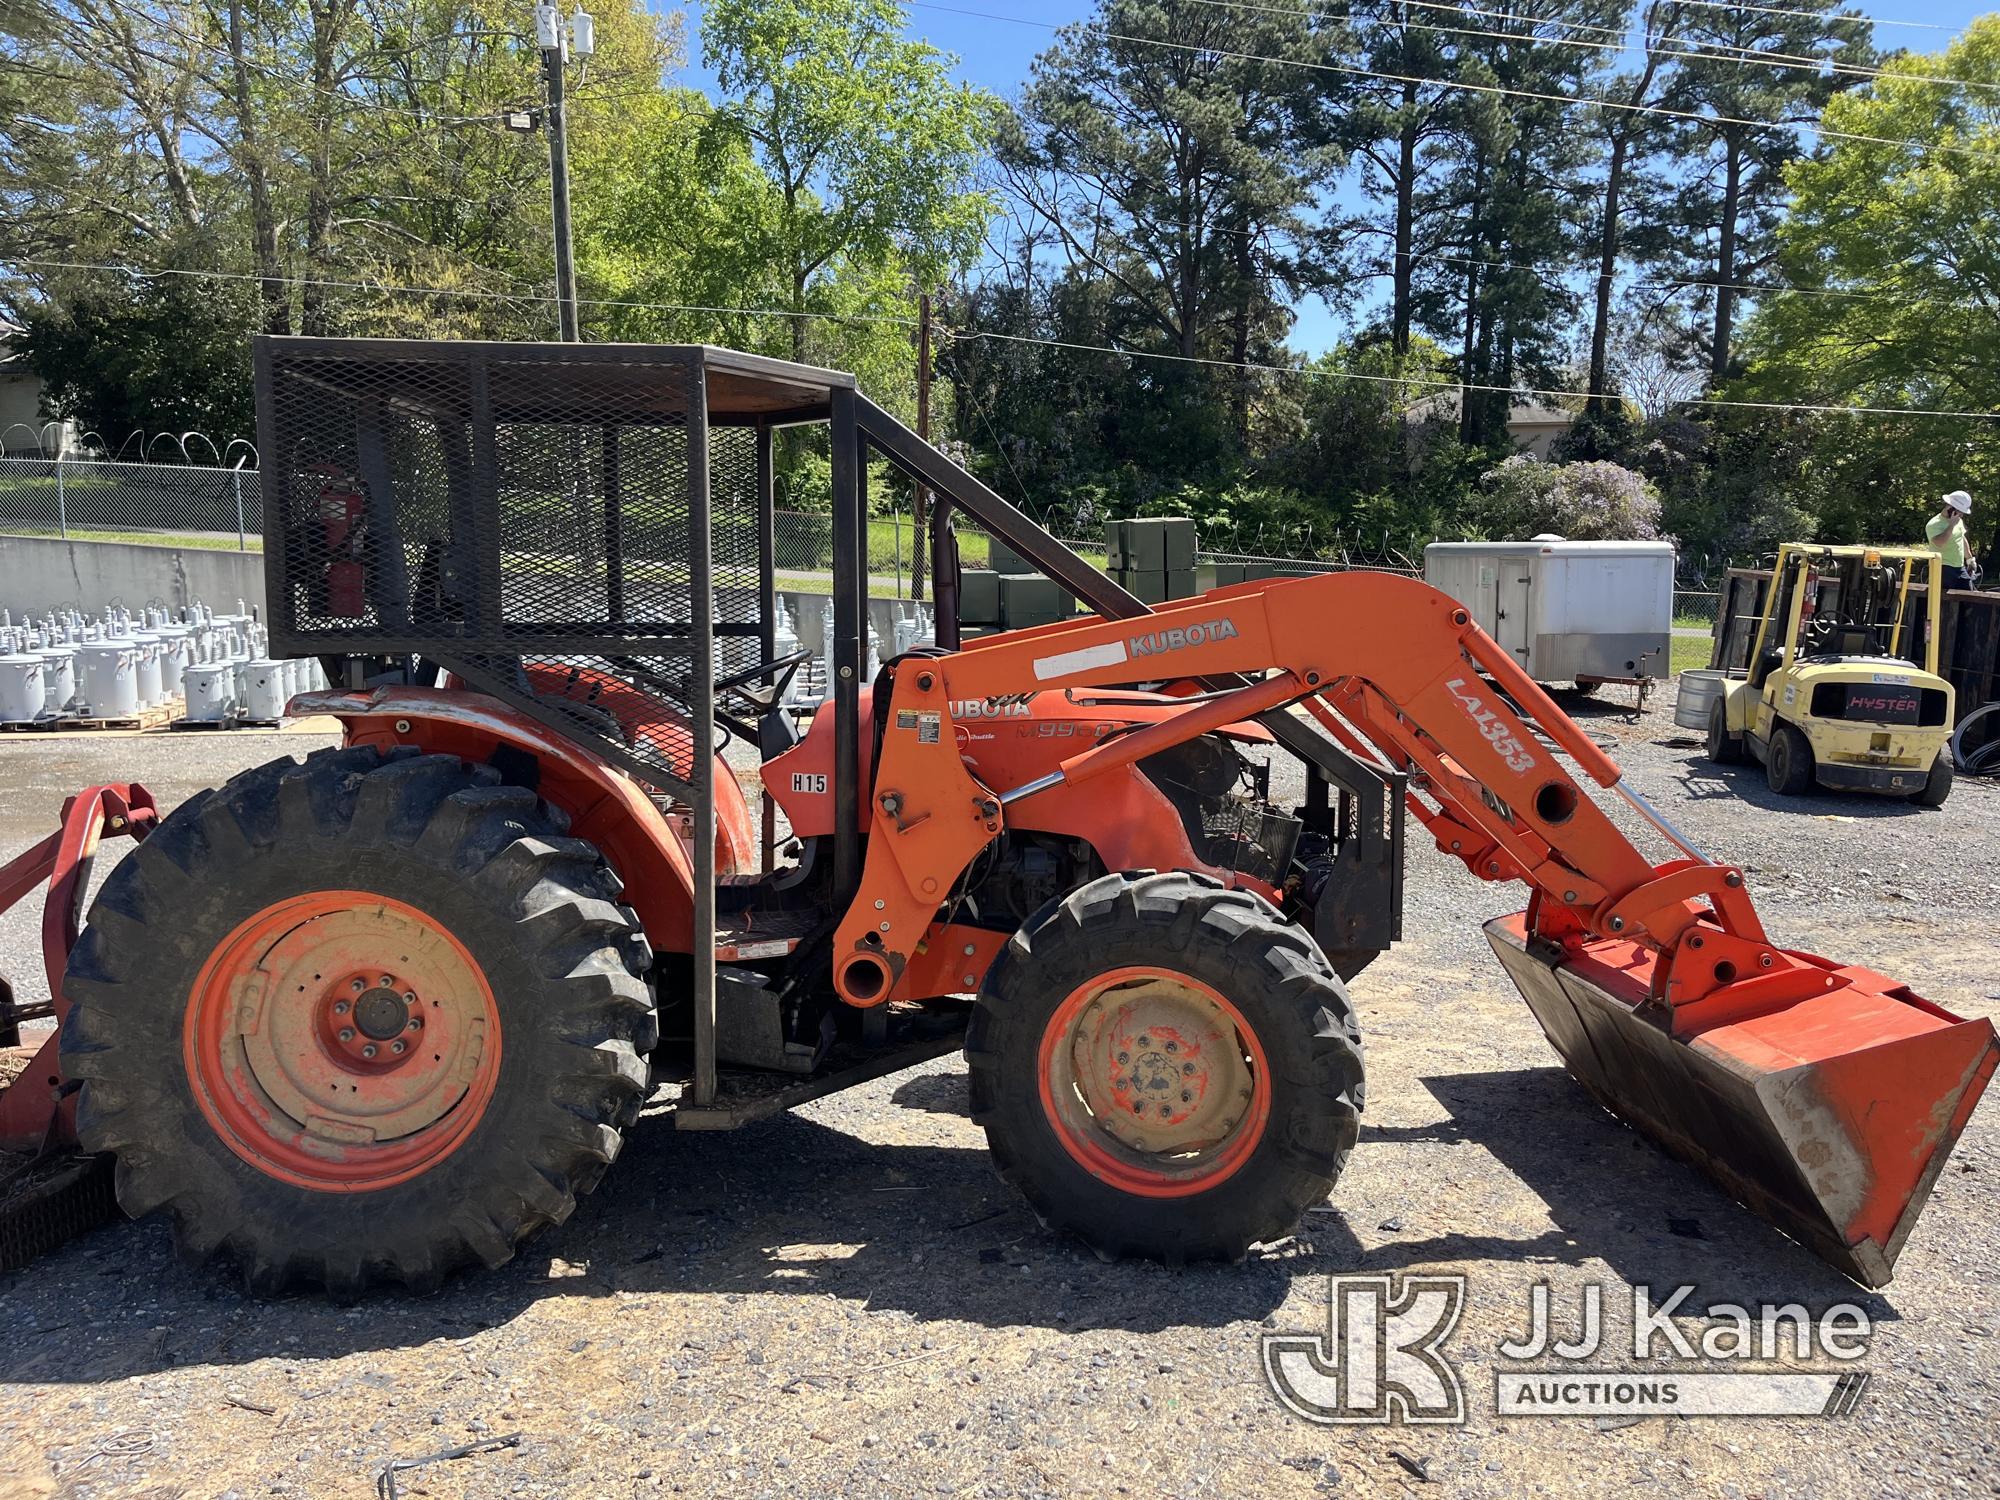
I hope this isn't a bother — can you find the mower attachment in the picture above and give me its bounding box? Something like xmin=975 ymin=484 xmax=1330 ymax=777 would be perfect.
xmin=1487 ymin=912 xmax=1998 ymax=1287
xmin=0 ymin=785 xmax=156 ymax=1269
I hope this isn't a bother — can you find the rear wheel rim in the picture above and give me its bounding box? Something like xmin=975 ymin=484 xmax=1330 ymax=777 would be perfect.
xmin=183 ymin=890 xmax=502 ymax=1192
xmin=1037 ymin=966 xmax=1270 ymax=1198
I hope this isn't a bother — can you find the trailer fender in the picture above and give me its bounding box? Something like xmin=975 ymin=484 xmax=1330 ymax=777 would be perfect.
xmin=293 ymin=687 xmax=702 ymax=952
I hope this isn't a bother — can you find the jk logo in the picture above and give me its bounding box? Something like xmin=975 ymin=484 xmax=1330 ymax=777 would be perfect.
xmin=1262 ymin=1274 xmax=1467 ymax=1425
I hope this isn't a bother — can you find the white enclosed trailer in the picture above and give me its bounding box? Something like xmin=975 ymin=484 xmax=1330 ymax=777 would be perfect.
xmin=1423 ymin=539 xmax=1674 ymax=691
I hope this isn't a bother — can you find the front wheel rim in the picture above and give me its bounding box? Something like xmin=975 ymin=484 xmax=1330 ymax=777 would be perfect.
xmin=183 ymin=890 xmax=503 ymax=1192
xmin=1036 ymin=966 xmax=1271 ymax=1198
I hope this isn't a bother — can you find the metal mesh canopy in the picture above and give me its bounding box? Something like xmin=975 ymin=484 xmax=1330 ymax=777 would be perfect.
xmin=258 ymin=338 xmax=850 ymax=797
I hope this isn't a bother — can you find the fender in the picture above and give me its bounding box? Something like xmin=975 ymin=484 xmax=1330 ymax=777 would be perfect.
xmin=292 ymin=687 xmax=703 ymax=953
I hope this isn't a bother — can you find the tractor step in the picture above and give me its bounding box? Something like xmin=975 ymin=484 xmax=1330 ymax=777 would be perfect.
xmin=713 ymin=907 xmax=823 ymax=963
xmin=672 ymin=1025 xmax=966 ymax=1130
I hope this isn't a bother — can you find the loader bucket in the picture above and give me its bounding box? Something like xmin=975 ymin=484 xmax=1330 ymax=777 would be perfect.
xmin=1485 ymin=913 xmax=1998 ymax=1288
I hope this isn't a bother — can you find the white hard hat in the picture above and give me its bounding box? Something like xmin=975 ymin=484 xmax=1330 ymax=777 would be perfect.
xmin=1944 ymin=489 xmax=1973 ymax=513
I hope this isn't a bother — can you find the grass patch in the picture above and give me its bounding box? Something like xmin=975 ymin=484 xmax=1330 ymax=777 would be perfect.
xmin=861 ymin=519 xmax=1105 ymax=574
xmin=1 ymin=524 xmax=261 ymax=552
xmin=1670 ymin=635 xmax=1712 ymax=676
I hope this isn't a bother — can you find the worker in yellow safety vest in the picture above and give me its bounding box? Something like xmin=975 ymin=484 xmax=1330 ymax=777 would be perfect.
xmin=1928 ymin=490 xmax=1977 ymax=592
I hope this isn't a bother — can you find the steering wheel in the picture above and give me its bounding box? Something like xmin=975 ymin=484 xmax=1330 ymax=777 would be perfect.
xmin=713 ymin=646 xmax=816 ymax=712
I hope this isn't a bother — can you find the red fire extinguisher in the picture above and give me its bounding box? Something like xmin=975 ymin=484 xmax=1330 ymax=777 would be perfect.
xmin=313 ymin=465 xmax=367 ymax=617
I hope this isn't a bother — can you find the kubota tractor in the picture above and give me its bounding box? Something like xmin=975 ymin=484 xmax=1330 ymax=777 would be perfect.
xmin=0 ymin=339 xmax=1991 ymax=1294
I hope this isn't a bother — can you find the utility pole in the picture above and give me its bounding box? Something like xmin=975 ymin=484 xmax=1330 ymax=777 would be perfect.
xmin=534 ymin=4 xmax=591 ymax=341
xmin=913 ymin=291 xmax=931 ymax=600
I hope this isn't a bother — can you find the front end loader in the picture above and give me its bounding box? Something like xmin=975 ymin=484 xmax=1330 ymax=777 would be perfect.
xmin=0 ymin=338 xmax=1990 ymax=1294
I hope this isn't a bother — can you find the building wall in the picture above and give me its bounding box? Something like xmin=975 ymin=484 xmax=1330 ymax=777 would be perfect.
xmin=1508 ymin=420 xmax=1571 ymax=461
xmin=0 ymin=534 xmax=265 ymax=618
xmin=0 ymin=375 xmax=54 ymax=453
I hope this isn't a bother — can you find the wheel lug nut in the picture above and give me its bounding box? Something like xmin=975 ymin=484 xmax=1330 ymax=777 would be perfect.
xmin=333 ymin=1000 xmax=350 ymax=1015
xmin=361 ymin=1043 xmax=378 ymax=1059
xmin=391 ymin=1040 xmax=406 ymax=1055
xmin=1181 ymin=1090 xmax=1192 ymax=1103
xmin=379 ymin=975 xmax=394 ymax=987
xmin=1113 ymin=1077 xmax=1128 ymax=1091
xmin=1181 ymin=1062 xmax=1195 ymax=1076
xmin=350 ymin=978 xmax=365 ymax=993
xmin=1116 ymin=1052 xmax=1129 ymax=1065
xmin=402 ymin=991 xmax=417 ymax=1004
xmin=338 ymin=1028 xmax=355 ymax=1042
xmin=407 ymin=1017 xmax=423 ymax=1032
xmin=1164 ymin=1040 xmax=1177 ymax=1053
xmin=1138 ymin=1036 xmax=1151 ymax=1048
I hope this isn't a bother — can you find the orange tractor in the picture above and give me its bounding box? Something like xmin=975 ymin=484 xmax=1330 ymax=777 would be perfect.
xmin=0 ymin=339 xmax=1991 ymax=1293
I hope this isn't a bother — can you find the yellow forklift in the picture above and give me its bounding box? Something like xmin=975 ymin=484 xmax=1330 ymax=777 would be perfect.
xmin=1693 ymin=544 xmax=1955 ymax=805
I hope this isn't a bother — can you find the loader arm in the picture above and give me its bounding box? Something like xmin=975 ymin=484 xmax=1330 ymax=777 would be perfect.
xmin=835 ymin=571 xmax=1747 ymax=1016
xmin=833 ymin=571 xmax=1995 ymax=1288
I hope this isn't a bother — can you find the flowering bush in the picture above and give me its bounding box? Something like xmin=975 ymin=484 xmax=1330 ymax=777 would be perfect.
xmin=1476 ymin=455 xmax=1664 ymax=540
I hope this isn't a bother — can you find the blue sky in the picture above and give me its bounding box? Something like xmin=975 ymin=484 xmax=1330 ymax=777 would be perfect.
xmin=662 ymin=1 xmax=1993 ymax=356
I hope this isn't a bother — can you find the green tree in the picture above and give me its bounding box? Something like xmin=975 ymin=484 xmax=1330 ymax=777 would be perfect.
xmin=1636 ymin=0 xmax=1871 ymax=383
xmin=1338 ymin=1 xmax=1460 ymax=357
xmin=998 ymin=0 xmax=1335 ymax=455
xmin=1737 ymin=17 xmax=2000 ymax=554
xmin=1410 ymin=0 xmax=1620 ymax=446
xmin=702 ymin=0 xmax=996 ymax=366
xmin=1581 ymin=0 xmax=1682 ymax=409
xmin=12 ymin=270 xmax=261 ymax=442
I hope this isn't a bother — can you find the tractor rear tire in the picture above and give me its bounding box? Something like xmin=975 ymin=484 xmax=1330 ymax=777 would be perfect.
xmin=1911 ymin=752 xmax=1954 ymax=808
xmin=1706 ymin=701 xmax=1743 ymax=764
xmin=1767 ymin=723 xmax=1815 ymax=796
xmin=60 ymin=745 xmax=657 ymax=1296
xmin=966 ymin=871 xmax=1363 ymax=1264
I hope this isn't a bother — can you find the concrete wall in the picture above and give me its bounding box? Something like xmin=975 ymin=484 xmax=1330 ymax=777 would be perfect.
xmin=0 ymin=534 xmax=265 ymax=618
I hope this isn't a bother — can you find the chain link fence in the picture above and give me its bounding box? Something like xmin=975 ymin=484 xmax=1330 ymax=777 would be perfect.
xmin=0 ymin=455 xmax=1622 ymax=603
xmin=1673 ymin=589 xmax=1721 ymax=632
xmin=0 ymin=455 xmax=264 ymax=550
xmin=767 ymin=511 xmax=1418 ymax=597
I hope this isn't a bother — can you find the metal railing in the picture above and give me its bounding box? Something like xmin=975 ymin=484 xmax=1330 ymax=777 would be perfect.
xmin=0 ymin=455 xmax=263 ymax=551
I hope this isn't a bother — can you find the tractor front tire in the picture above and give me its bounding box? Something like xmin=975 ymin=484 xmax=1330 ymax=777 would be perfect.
xmin=1766 ymin=724 xmax=1816 ymax=796
xmin=60 ymin=745 xmax=657 ymax=1296
xmin=966 ymin=871 xmax=1363 ymax=1264
xmin=1912 ymin=752 xmax=1954 ymax=808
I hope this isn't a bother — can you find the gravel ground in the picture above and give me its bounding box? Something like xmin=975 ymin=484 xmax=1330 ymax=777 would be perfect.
xmin=0 ymin=695 xmax=1995 ymax=1500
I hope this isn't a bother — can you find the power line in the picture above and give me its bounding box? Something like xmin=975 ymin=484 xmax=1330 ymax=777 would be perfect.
xmin=9 ymin=254 xmax=1993 ymax=423
xmin=1365 ymin=0 xmax=1989 ymax=96
xmin=1667 ymin=0 xmax=1952 ymax=34
xmin=955 ymin=326 xmax=2000 ymax=421
xmin=911 ymin=2 xmax=2000 ymax=161
xmin=4 ymin=255 xmax=921 ymax=326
